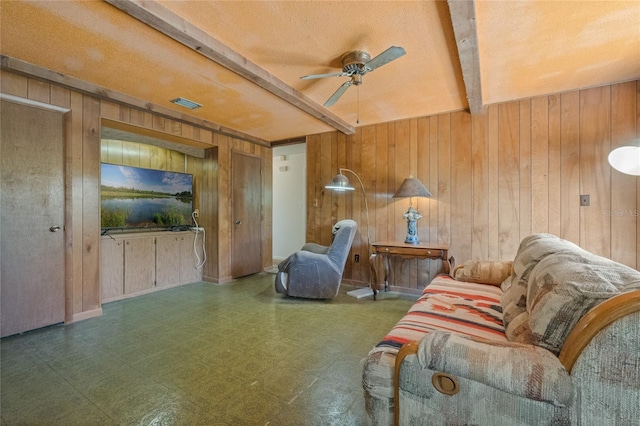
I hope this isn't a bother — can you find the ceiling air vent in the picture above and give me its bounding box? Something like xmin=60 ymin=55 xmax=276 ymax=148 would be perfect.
xmin=170 ymin=97 xmax=202 ymax=110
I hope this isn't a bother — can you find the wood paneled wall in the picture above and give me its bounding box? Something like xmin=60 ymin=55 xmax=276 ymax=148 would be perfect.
xmin=1 ymin=69 xmax=272 ymax=321
xmin=307 ymin=81 xmax=640 ymax=291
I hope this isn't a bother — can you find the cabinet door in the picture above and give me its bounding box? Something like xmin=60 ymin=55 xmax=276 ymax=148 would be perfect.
xmin=156 ymin=235 xmax=181 ymax=288
xmin=124 ymin=237 xmax=155 ymax=294
xmin=180 ymin=233 xmax=203 ymax=284
xmin=101 ymin=238 xmax=124 ymax=301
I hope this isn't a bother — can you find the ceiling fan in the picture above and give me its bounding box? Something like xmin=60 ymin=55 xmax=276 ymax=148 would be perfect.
xmin=301 ymin=46 xmax=406 ymax=107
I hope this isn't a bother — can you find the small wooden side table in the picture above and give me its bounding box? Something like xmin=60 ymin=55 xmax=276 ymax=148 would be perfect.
xmin=368 ymin=241 xmax=454 ymax=300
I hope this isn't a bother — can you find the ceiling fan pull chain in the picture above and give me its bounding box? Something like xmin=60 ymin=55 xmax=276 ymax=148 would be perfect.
xmin=357 ymin=86 xmax=360 ymax=124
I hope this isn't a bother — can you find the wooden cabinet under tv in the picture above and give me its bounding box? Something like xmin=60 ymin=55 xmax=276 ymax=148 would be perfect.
xmin=100 ymin=231 xmax=203 ymax=303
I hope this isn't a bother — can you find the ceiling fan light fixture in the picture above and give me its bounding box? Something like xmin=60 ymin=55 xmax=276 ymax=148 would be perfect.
xmin=170 ymin=97 xmax=202 ymax=110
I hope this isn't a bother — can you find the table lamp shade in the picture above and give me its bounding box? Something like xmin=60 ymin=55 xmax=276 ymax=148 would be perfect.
xmin=392 ymin=178 xmax=432 ymax=198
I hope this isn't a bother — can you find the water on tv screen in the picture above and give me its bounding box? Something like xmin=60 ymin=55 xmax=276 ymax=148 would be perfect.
xmin=101 ymin=163 xmax=194 ymax=231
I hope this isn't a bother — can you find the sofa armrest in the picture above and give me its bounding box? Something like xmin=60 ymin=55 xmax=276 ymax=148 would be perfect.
xmin=559 ymin=290 xmax=640 ymax=372
xmin=395 ymin=331 xmax=573 ymax=408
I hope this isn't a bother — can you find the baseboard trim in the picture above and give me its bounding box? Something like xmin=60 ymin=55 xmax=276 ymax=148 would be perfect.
xmin=70 ymin=308 xmax=103 ymax=323
xmin=202 ymin=274 xmax=234 ymax=284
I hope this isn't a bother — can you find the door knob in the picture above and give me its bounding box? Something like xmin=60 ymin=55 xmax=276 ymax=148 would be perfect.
xmin=235 ymin=220 xmax=242 ymax=225
xmin=49 ymin=226 xmax=62 ymax=232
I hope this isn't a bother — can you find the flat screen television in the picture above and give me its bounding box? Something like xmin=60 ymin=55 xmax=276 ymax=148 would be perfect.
xmin=100 ymin=163 xmax=194 ymax=232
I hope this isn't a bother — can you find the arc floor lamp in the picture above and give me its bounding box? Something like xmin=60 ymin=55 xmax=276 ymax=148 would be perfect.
xmin=325 ymin=168 xmax=373 ymax=298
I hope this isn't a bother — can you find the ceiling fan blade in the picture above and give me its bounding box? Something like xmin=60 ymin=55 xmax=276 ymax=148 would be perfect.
xmin=300 ymin=72 xmax=348 ymax=80
xmin=364 ymin=46 xmax=406 ymax=72
xmin=324 ymin=80 xmax=353 ymax=107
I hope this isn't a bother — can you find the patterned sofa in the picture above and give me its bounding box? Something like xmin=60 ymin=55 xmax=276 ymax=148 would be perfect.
xmin=363 ymin=233 xmax=640 ymax=425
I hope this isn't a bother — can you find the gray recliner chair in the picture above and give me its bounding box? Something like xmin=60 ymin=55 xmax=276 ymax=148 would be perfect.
xmin=275 ymin=219 xmax=357 ymax=299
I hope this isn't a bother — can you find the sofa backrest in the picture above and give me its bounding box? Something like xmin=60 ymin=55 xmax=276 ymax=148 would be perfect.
xmin=501 ymin=234 xmax=578 ymax=341
xmin=501 ymin=233 xmax=640 ymax=355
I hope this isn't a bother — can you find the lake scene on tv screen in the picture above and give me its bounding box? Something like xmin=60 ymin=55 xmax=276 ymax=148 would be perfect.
xmin=101 ymin=163 xmax=193 ymax=229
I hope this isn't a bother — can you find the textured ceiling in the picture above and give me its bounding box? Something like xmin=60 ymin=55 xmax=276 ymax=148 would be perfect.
xmin=1 ymin=0 xmax=639 ymax=144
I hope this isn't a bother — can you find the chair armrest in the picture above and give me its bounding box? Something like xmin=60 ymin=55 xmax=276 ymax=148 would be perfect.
xmin=396 ymin=331 xmax=573 ymax=406
xmin=278 ymin=250 xmax=334 ymax=272
xmin=300 ymin=242 xmax=330 ymax=254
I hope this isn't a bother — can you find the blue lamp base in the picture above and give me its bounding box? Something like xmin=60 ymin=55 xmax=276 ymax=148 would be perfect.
xmin=403 ymin=206 xmax=422 ymax=244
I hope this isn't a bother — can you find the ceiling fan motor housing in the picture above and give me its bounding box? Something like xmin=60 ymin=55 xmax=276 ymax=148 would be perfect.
xmin=341 ymin=50 xmax=371 ymax=79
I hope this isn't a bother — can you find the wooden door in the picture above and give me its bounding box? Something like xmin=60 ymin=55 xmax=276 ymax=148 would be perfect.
xmin=231 ymin=152 xmax=262 ymax=277
xmin=1 ymin=100 xmax=65 ymax=337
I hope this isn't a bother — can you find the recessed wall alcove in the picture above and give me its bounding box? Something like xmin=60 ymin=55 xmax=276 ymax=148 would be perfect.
xmin=100 ymin=122 xmax=219 ymax=286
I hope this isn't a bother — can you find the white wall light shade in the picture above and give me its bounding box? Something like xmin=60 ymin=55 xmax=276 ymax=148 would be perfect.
xmin=608 ymin=145 xmax=640 ymax=176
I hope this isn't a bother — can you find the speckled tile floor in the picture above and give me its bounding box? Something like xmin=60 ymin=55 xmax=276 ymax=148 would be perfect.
xmin=0 ymin=273 xmax=415 ymax=425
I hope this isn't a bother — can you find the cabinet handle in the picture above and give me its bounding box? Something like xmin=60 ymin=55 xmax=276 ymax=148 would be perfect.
xmin=235 ymin=220 xmax=242 ymax=225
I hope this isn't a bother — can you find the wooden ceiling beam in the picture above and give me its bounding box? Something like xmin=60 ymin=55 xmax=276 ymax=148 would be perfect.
xmin=105 ymin=0 xmax=355 ymax=136
xmin=1 ymin=55 xmax=270 ymax=146
xmin=448 ymin=0 xmax=484 ymax=115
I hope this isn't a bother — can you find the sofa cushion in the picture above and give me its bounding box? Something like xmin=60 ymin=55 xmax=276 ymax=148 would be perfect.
xmin=454 ymin=260 xmax=513 ymax=286
xmin=527 ymin=248 xmax=640 ymax=355
xmin=376 ymin=275 xmax=507 ymax=352
xmin=364 ymin=275 xmax=507 ymax=399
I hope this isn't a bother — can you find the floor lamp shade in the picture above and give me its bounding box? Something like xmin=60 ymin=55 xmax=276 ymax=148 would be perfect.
xmin=608 ymin=145 xmax=640 ymax=176
xmin=393 ymin=178 xmax=431 ymax=244
xmin=325 ymin=173 xmax=355 ymax=191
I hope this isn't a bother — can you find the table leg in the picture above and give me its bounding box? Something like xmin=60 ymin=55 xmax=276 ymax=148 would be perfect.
xmin=384 ymin=255 xmax=390 ymax=292
xmin=369 ymin=253 xmax=379 ymax=301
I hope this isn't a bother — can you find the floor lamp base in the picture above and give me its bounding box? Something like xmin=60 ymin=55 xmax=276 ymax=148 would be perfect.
xmin=347 ymin=287 xmax=375 ymax=299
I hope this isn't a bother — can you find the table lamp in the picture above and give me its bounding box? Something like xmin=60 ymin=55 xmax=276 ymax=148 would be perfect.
xmin=392 ymin=177 xmax=431 ymax=244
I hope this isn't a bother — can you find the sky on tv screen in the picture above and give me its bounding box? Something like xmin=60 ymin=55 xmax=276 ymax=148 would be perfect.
xmin=101 ymin=163 xmax=192 ymax=194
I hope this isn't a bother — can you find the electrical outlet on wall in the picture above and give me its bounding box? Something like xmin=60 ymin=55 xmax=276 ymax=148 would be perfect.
xmin=193 ymin=209 xmax=199 ymax=217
